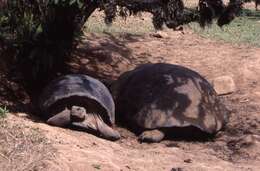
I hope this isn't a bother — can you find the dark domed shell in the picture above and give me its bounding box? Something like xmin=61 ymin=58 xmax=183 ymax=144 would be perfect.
xmin=39 ymin=74 xmax=115 ymax=124
xmin=111 ymin=63 xmax=229 ymax=134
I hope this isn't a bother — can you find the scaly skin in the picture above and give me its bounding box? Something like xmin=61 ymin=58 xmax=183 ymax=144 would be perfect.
xmin=46 ymin=106 xmax=120 ymax=141
xmin=72 ymin=113 xmax=120 ymax=141
xmin=47 ymin=108 xmax=71 ymax=127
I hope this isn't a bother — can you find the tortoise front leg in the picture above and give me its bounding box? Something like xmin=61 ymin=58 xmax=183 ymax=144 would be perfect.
xmin=95 ymin=115 xmax=121 ymax=141
xmin=47 ymin=108 xmax=71 ymax=127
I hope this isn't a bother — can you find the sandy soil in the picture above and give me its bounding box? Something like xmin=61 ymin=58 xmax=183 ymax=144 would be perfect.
xmin=1 ymin=27 xmax=260 ymax=170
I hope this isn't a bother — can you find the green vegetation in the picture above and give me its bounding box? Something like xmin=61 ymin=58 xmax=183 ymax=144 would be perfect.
xmin=85 ymin=14 xmax=155 ymax=35
xmin=0 ymin=0 xmax=247 ymax=91
xmin=85 ymin=8 xmax=260 ymax=47
xmin=189 ymin=9 xmax=260 ymax=47
xmin=0 ymin=0 xmax=87 ymax=84
xmin=0 ymin=106 xmax=8 ymax=118
xmin=92 ymin=164 xmax=101 ymax=170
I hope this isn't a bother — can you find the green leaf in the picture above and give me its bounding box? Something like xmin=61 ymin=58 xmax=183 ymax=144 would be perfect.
xmin=69 ymin=0 xmax=76 ymax=5
xmin=54 ymin=0 xmax=59 ymax=4
xmin=77 ymin=0 xmax=84 ymax=8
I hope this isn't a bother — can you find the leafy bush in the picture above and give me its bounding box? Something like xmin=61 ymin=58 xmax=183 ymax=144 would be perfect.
xmin=190 ymin=9 xmax=260 ymax=47
xmin=0 ymin=0 xmax=88 ymax=87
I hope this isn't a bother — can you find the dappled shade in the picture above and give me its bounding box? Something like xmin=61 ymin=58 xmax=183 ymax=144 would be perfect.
xmin=0 ymin=0 xmax=244 ymax=98
xmin=100 ymin=0 xmax=243 ymax=29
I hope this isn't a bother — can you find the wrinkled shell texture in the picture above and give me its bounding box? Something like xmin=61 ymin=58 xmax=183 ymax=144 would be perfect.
xmin=112 ymin=63 xmax=229 ymax=133
xmin=39 ymin=74 xmax=115 ymax=124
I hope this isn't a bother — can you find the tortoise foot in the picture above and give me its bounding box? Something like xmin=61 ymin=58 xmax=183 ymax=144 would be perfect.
xmin=138 ymin=129 xmax=165 ymax=143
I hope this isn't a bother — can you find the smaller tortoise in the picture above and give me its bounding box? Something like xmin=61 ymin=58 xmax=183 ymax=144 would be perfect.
xmin=111 ymin=63 xmax=229 ymax=143
xmin=38 ymin=74 xmax=120 ymax=141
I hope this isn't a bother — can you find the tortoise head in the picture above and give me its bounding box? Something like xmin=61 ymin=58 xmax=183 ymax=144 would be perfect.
xmin=70 ymin=106 xmax=86 ymax=122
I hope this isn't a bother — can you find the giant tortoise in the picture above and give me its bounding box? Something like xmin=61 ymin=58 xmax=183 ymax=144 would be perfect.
xmin=111 ymin=63 xmax=229 ymax=142
xmin=38 ymin=74 xmax=120 ymax=141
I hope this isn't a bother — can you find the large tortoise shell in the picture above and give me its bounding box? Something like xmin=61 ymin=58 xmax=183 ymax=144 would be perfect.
xmin=111 ymin=63 xmax=229 ymax=133
xmin=39 ymin=74 xmax=115 ymax=125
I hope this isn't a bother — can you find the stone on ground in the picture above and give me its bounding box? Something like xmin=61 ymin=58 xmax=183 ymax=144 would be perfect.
xmin=212 ymin=76 xmax=236 ymax=95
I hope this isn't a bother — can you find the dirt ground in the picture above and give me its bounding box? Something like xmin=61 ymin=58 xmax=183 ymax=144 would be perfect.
xmin=1 ymin=25 xmax=260 ymax=170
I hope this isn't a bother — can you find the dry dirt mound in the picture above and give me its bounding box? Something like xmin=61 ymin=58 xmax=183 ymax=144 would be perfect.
xmin=3 ymin=114 xmax=259 ymax=171
xmin=0 ymin=115 xmax=55 ymax=171
xmin=1 ymin=29 xmax=260 ymax=170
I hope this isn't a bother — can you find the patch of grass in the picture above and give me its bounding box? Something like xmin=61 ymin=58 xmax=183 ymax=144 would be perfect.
xmin=84 ymin=12 xmax=155 ymax=35
xmin=188 ymin=9 xmax=260 ymax=47
xmin=0 ymin=106 xmax=8 ymax=118
xmin=84 ymin=0 xmax=196 ymax=35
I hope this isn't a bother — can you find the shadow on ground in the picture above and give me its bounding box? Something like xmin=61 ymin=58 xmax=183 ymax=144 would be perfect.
xmin=70 ymin=32 xmax=147 ymax=80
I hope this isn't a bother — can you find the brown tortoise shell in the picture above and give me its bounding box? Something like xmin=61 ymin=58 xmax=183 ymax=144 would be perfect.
xmin=111 ymin=63 xmax=229 ymax=134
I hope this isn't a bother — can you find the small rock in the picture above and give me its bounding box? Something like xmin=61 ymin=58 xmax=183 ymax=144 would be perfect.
xmin=228 ymin=135 xmax=258 ymax=150
xmin=171 ymin=167 xmax=183 ymax=171
xmin=212 ymin=76 xmax=236 ymax=95
xmin=166 ymin=142 xmax=180 ymax=148
xmin=255 ymin=91 xmax=260 ymax=98
xmin=238 ymin=135 xmax=256 ymax=148
xmin=150 ymin=31 xmax=169 ymax=39
xmin=184 ymin=159 xmax=192 ymax=163
xmin=16 ymin=113 xmax=28 ymax=117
